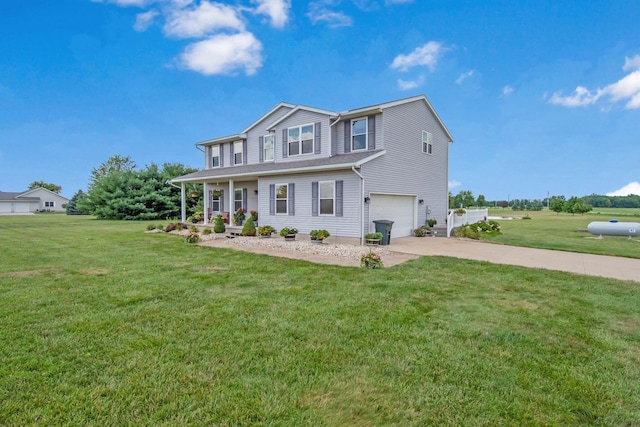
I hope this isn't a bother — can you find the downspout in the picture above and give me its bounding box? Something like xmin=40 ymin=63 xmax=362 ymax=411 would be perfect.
xmin=352 ymin=165 xmax=364 ymax=245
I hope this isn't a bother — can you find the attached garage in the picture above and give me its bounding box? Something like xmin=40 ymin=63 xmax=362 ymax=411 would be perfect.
xmin=368 ymin=194 xmax=416 ymax=238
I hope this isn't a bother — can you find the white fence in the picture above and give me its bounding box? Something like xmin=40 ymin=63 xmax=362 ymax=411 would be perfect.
xmin=447 ymin=208 xmax=489 ymax=237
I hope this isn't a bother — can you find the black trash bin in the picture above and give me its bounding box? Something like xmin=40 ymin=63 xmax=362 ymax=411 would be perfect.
xmin=373 ymin=220 xmax=394 ymax=245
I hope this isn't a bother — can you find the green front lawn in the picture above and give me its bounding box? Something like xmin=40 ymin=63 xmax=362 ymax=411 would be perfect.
xmin=1 ymin=215 xmax=639 ymax=425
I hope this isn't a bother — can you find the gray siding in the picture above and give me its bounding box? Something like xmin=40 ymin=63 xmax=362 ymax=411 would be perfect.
xmin=258 ymin=171 xmax=361 ymax=237
xmin=335 ymin=113 xmax=384 ymax=155
xmin=244 ymin=106 xmax=293 ymax=164
xmin=273 ymin=110 xmax=331 ymax=163
xmin=361 ymin=100 xmax=449 ymax=232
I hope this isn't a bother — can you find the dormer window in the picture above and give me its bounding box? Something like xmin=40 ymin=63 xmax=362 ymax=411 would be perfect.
xmin=351 ymin=118 xmax=367 ymax=151
xmin=263 ymin=134 xmax=274 ymax=161
xmin=288 ymin=124 xmax=314 ymax=156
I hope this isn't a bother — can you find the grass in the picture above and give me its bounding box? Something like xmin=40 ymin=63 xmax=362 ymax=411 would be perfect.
xmin=485 ymin=208 xmax=640 ymax=258
xmin=1 ymin=214 xmax=640 ymax=426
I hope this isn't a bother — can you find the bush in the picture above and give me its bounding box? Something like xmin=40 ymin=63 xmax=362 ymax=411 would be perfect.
xmin=453 ymin=220 xmax=501 ymax=240
xmin=365 ymin=232 xmax=383 ymax=240
xmin=184 ymin=232 xmax=200 ymax=244
xmin=164 ymin=223 xmax=177 ymax=232
xmin=213 ymin=215 xmax=226 ymax=234
xmin=241 ymin=219 xmax=256 ymax=236
xmin=413 ymin=228 xmax=426 ymax=237
xmin=146 ymin=224 xmax=156 ymax=231
xmin=202 ymin=228 xmax=212 ymax=235
xmin=189 ymin=225 xmax=198 ymax=233
xmin=156 ymin=224 xmax=164 ymax=231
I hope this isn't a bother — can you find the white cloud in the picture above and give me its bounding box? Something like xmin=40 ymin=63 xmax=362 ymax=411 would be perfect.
xmin=390 ymin=41 xmax=446 ymax=72
xmin=307 ymin=2 xmax=353 ymax=27
xmin=252 ymin=0 xmax=290 ymax=28
xmin=549 ymin=55 xmax=640 ymax=110
xmin=178 ymin=32 xmax=263 ymax=76
xmin=606 ymin=182 xmax=640 ymax=197
xmin=502 ymin=85 xmax=514 ymax=97
xmin=455 ymin=70 xmax=473 ymax=84
xmin=164 ymin=2 xmax=245 ymax=38
xmin=134 ymin=9 xmax=159 ymax=31
xmin=448 ymin=180 xmax=462 ymax=190
xmin=397 ymin=77 xmax=423 ymax=90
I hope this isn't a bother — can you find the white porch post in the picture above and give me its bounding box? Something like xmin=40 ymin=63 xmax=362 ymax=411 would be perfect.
xmin=180 ymin=182 xmax=186 ymax=223
xmin=203 ymin=182 xmax=210 ymax=224
xmin=228 ymin=179 xmax=235 ymax=223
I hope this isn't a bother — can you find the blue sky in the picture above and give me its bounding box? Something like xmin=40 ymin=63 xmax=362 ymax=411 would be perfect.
xmin=1 ymin=0 xmax=639 ymax=201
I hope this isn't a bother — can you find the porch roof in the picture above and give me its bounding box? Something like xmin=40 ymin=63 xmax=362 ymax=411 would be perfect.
xmin=171 ymin=150 xmax=385 ymax=183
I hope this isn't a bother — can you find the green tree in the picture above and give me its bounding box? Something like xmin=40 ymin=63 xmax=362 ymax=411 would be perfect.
xmin=476 ymin=194 xmax=487 ymax=207
xmin=65 ymin=190 xmax=89 ymax=215
xmin=28 ymin=181 xmax=62 ymax=194
xmin=89 ymin=154 xmax=137 ymax=190
xmin=453 ymin=190 xmax=475 ymax=208
xmin=549 ymin=196 xmax=565 ymax=214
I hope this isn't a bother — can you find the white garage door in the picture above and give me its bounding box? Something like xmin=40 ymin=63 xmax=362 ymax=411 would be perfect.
xmin=369 ymin=194 xmax=416 ymax=239
xmin=0 ymin=203 xmax=11 ymax=213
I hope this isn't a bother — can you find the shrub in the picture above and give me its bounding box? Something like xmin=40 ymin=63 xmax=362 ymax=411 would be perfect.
xmin=176 ymin=223 xmax=185 ymax=231
xmin=164 ymin=223 xmax=177 ymax=232
xmin=413 ymin=228 xmax=426 ymax=237
xmin=453 ymin=220 xmax=501 ymax=240
xmin=365 ymin=232 xmax=383 ymax=240
xmin=310 ymin=229 xmax=330 ymax=240
xmin=202 ymin=228 xmax=212 ymax=235
xmin=241 ymin=219 xmax=256 ymax=236
xmin=189 ymin=225 xmax=198 ymax=233
xmin=156 ymin=224 xmax=164 ymax=231
xmin=213 ymin=215 xmax=226 ymax=234
xmin=146 ymin=224 xmax=156 ymax=231
xmin=361 ymin=251 xmax=384 ymax=269
xmin=184 ymin=232 xmax=200 ymax=244
xmin=258 ymin=225 xmax=276 ymax=236
xmin=279 ymin=227 xmax=298 ymax=237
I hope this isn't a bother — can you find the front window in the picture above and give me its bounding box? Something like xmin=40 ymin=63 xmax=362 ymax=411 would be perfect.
xmin=211 ymin=193 xmax=220 ymax=211
xmin=288 ymin=124 xmax=314 ymax=156
xmin=422 ymin=131 xmax=433 ymax=155
xmin=263 ymin=134 xmax=274 ymax=161
xmin=234 ymin=189 xmax=243 ymax=212
xmin=211 ymin=145 xmax=220 ymax=167
xmin=276 ymin=184 xmax=288 ymax=214
xmin=319 ymin=181 xmax=335 ymax=215
xmin=234 ymin=141 xmax=243 ymax=165
xmin=352 ymin=118 xmax=367 ymax=151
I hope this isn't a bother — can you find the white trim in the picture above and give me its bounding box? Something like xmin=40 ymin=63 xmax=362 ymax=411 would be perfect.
xmin=263 ymin=134 xmax=275 ymax=162
xmin=266 ymin=105 xmax=337 ymax=130
xmin=422 ymin=130 xmax=433 ymax=155
xmin=275 ymin=183 xmax=288 ymax=215
xmin=287 ymin=123 xmax=315 ymax=157
xmin=211 ymin=145 xmax=221 ymax=168
xmin=196 ymin=133 xmax=246 ymax=147
xmin=242 ymin=102 xmax=296 ymax=133
xmin=350 ymin=117 xmax=368 ymax=151
xmin=318 ymin=180 xmax=335 ymax=216
xmin=233 ymin=140 xmax=243 ymax=165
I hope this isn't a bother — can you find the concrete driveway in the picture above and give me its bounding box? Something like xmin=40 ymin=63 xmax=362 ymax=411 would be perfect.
xmin=389 ymin=236 xmax=640 ymax=283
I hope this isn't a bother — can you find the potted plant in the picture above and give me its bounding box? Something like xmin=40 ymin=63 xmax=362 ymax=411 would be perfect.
xmin=455 ymin=208 xmax=466 ymax=216
xmin=279 ymin=226 xmax=298 ymax=241
xmin=310 ymin=229 xmax=330 ymax=243
xmin=365 ymin=231 xmax=383 ymax=245
xmin=233 ymin=208 xmax=246 ymax=225
xmin=212 ymin=189 xmax=222 ymax=197
xmin=427 ymin=219 xmax=437 ymax=228
xmin=249 ymin=210 xmax=258 ymax=226
xmin=257 ymin=225 xmax=276 ymax=238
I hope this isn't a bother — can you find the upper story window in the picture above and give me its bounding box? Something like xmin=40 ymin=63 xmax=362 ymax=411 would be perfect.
xmin=288 ymin=124 xmax=314 ymax=156
xmin=211 ymin=145 xmax=220 ymax=168
xmin=276 ymin=184 xmax=288 ymax=214
xmin=234 ymin=141 xmax=243 ymax=165
xmin=422 ymin=131 xmax=433 ymax=155
xmin=263 ymin=134 xmax=274 ymax=162
xmin=351 ymin=118 xmax=367 ymax=151
xmin=319 ymin=181 xmax=335 ymax=215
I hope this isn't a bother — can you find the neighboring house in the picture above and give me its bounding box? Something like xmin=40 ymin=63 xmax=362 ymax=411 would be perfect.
xmin=172 ymin=95 xmax=454 ymax=243
xmin=0 ymin=187 xmax=69 ymax=213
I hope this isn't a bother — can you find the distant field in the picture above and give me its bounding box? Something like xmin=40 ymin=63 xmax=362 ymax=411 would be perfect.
xmin=486 ymin=208 xmax=640 ymax=258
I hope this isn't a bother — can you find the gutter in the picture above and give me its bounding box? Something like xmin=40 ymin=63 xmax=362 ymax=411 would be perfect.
xmin=352 ymin=166 xmax=365 ymax=246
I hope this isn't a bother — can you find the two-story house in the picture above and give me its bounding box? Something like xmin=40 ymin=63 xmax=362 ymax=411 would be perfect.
xmin=171 ymin=95 xmax=454 ymax=243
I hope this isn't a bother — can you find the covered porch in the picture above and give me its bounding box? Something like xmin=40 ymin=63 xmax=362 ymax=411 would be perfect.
xmin=179 ymin=179 xmax=259 ymax=225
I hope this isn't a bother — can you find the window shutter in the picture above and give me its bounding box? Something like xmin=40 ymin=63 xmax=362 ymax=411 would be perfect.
xmin=344 ymin=121 xmax=351 ymax=153
xmin=230 ymin=143 xmax=234 ymax=165
xmin=242 ymin=188 xmax=247 ymax=210
xmin=288 ymin=183 xmax=295 ymax=216
xmin=336 ymin=180 xmax=343 ymax=217
xmin=259 ymin=136 xmax=264 ymax=163
xmin=314 ymin=122 xmax=321 ymax=154
xmin=311 ymin=181 xmax=319 ymax=216
xmin=368 ymin=115 xmax=376 ymax=150
xmin=243 ymin=140 xmax=248 ymax=165
xmin=282 ymin=129 xmax=288 ymax=158
xmin=206 ymin=146 xmax=211 ymax=168
xmin=269 ymin=184 xmax=275 ymax=215
xmin=220 ymin=144 xmax=224 ymax=167
xmin=220 ymin=189 xmax=225 ymax=212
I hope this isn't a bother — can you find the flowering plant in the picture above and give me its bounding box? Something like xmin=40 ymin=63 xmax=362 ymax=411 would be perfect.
xmin=279 ymin=226 xmax=298 ymax=236
xmin=233 ymin=208 xmax=246 ymax=223
xmin=185 ymin=232 xmax=200 ymax=244
xmin=257 ymin=225 xmax=275 ymax=236
xmin=360 ymin=251 xmax=384 ymax=269
xmin=249 ymin=210 xmax=258 ymax=221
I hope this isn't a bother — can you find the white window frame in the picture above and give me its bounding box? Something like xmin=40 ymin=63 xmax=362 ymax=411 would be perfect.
xmin=234 ymin=189 xmax=243 ymax=212
xmin=422 ymin=131 xmax=433 ymax=155
xmin=211 ymin=193 xmax=220 ymax=212
xmin=211 ymin=145 xmax=220 ymax=168
xmin=275 ymin=183 xmax=288 ymax=215
xmin=234 ymin=140 xmax=243 ymax=165
xmin=351 ymin=117 xmax=368 ymax=151
xmin=44 ymin=201 xmax=55 ymax=207
xmin=288 ymin=124 xmax=314 ymax=157
xmin=318 ymin=180 xmax=335 ymax=216
xmin=263 ymin=134 xmax=274 ymax=162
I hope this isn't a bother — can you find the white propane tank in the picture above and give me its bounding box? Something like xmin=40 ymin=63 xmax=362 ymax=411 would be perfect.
xmin=587 ymin=221 xmax=640 ymax=237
